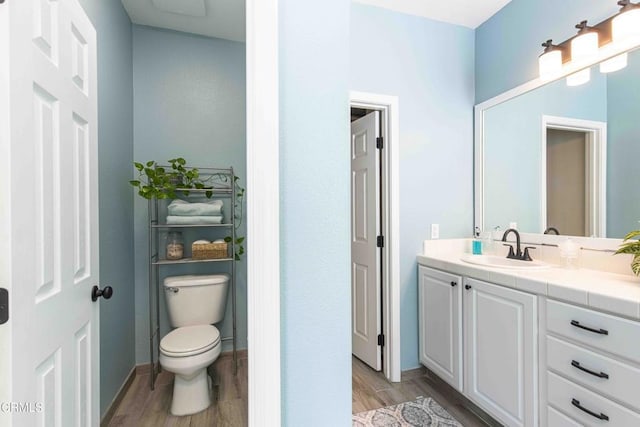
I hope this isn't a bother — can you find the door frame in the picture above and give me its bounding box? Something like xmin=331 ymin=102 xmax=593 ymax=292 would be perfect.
xmin=350 ymin=91 xmax=401 ymax=383
xmin=246 ymin=0 xmax=281 ymax=425
xmin=540 ymin=115 xmax=607 ymax=237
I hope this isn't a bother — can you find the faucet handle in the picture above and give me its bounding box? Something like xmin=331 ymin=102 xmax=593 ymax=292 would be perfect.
xmin=503 ymin=244 xmax=516 ymax=259
xmin=522 ymin=246 xmax=536 ymax=261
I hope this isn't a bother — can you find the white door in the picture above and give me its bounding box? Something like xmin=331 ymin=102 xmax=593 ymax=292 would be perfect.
xmin=464 ymin=278 xmax=537 ymax=427
xmin=0 ymin=0 xmax=100 ymax=426
xmin=351 ymin=111 xmax=381 ymax=370
xmin=418 ymin=266 xmax=463 ymax=391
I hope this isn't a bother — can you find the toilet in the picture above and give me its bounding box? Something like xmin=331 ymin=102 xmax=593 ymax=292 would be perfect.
xmin=159 ymin=274 xmax=230 ymax=416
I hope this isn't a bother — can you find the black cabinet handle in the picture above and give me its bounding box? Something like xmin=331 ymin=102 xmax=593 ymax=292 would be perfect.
xmin=571 ymin=320 xmax=609 ymax=335
xmin=571 ymin=360 xmax=609 ymax=379
xmin=450 ymin=281 xmax=457 ymax=287
xmin=571 ymin=398 xmax=609 ymax=421
xmin=465 ymin=284 xmax=472 ymax=290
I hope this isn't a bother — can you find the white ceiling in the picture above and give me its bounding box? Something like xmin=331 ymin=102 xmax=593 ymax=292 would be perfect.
xmin=121 ymin=0 xmax=245 ymax=42
xmin=121 ymin=0 xmax=510 ymax=43
xmin=353 ymin=0 xmax=512 ymax=29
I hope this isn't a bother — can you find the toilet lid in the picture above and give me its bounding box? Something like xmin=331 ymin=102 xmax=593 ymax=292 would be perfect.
xmin=160 ymin=325 xmax=220 ymax=357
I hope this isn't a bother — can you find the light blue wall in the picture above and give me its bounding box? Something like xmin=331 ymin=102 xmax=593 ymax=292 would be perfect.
xmin=132 ymin=26 xmax=246 ymax=363
xmin=279 ymin=0 xmax=352 ymax=425
xmin=484 ymin=73 xmax=607 ymax=233
xmin=475 ymin=0 xmax=618 ymax=103
xmin=607 ymin=51 xmax=640 ymax=237
xmin=350 ymin=3 xmax=475 ymax=370
xmin=76 ymin=0 xmax=136 ymax=417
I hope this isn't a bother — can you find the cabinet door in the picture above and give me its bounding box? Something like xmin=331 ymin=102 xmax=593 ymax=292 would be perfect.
xmin=464 ymin=278 xmax=537 ymax=427
xmin=418 ymin=266 xmax=463 ymax=391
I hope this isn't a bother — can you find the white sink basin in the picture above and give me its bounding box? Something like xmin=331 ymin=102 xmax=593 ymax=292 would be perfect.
xmin=460 ymin=254 xmax=551 ymax=270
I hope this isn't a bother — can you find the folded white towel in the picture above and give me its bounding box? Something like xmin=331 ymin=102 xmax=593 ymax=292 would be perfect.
xmin=166 ymin=215 xmax=223 ymax=225
xmin=167 ymin=199 xmax=223 ymax=216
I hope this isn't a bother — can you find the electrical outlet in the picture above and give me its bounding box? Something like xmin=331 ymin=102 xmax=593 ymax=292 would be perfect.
xmin=431 ymin=224 xmax=440 ymax=239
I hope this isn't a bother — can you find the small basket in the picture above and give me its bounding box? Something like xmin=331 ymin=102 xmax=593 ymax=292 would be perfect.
xmin=192 ymin=241 xmax=228 ymax=260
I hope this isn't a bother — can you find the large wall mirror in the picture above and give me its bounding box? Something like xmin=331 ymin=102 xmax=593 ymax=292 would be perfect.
xmin=475 ymin=47 xmax=640 ymax=239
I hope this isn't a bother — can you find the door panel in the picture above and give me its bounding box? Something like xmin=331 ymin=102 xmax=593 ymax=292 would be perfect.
xmin=464 ymin=278 xmax=537 ymax=427
xmin=418 ymin=266 xmax=463 ymax=391
xmin=351 ymin=111 xmax=381 ymax=370
xmin=3 ymin=0 xmax=99 ymax=425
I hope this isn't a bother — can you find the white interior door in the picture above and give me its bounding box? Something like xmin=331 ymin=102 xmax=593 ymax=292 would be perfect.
xmin=0 ymin=0 xmax=99 ymax=425
xmin=351 ymin=111 xmax=381 ymax=371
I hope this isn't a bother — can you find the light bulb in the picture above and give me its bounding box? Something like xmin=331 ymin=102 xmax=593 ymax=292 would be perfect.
xmin=600 ymin=53 xmax=628 ymax=73
xmin=571 ymin=31 xmax=599 ymax=62
xmin=539 ymin=49 xmax=562 ymax=81
xmin=613 ymin=6 xmax=640 ymax=42
xmin=566 ymin=68 xmax=591 ymax=86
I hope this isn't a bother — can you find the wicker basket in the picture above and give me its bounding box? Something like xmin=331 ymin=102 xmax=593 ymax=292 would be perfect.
xmin=192 ymin=241 xmax=228 ymax=260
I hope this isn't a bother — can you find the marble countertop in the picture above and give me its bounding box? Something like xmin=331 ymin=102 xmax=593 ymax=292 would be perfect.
xmin=417 ymin=252 xmax=640 ymax=321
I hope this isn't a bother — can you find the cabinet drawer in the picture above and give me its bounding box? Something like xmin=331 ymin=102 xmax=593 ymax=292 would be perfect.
xmin=547 ymin=336 xmax=640 ymax=410
xmin=547 ymin=299 xmax=640 ymax=363
xmin=548 ymin=371 xmax=640 ymax=426
xmin=547 ymin=406 xmax=582 ymax=427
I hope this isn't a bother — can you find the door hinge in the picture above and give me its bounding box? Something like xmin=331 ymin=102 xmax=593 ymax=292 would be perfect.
xmin=376 ymin=136 xmax=384 ymax=150
xmin=377 ymin=334 xmax=385 ymax=346
xmin=376 ymin=235 xmax=384 ymax=248
xmin=0 ymin=288 xmax=8 ymax=325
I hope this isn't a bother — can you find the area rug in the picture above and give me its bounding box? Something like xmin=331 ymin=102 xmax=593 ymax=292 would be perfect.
xmin=352 ymin=396 xmax=463 ymax=427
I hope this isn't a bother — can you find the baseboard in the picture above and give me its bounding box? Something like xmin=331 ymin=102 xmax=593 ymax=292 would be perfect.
xmin=100 ymin=366 xmax=136 ymax=427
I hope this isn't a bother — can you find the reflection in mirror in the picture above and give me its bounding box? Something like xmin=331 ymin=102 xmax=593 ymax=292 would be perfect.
xmin=479 ymin=47 xmax=640 ymax=239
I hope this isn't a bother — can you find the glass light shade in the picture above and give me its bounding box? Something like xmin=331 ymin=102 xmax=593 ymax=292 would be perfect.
xmin=571 ymin=31 xmax=599 ymax=61
xmin=613 ymin=7 xmax=640 ymax=41
xmin=600 ymin=53 xmax=628 ymax=73
xmin=566 ymin=68 xmax=591 ymax=86
xmin=539 ymin=49 xmax=563 ymax=81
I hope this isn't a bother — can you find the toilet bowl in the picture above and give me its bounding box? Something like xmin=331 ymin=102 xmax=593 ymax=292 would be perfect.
xmin=160 ymin=324 xmax=222 ymax=416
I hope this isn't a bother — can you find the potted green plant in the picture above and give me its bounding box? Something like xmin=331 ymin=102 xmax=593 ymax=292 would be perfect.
xmin=129 ymin=157 xmax=211 ymax=199
xmin=615 ymin=230 xmax=640 ymax=275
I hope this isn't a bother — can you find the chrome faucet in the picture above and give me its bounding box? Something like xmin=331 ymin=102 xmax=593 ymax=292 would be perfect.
xmin=501 ymin=228 xmax=535 ymax=261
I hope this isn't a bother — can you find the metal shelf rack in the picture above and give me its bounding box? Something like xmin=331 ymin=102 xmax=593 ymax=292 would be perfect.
xmin=147 ymin=166 xmax=237 ymax=390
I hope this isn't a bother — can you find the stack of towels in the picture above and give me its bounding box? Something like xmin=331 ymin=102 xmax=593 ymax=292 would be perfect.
xmin=166 ymin=199 xmax=224 ymax=224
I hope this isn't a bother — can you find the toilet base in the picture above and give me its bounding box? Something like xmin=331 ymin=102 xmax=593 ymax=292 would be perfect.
xmin=170 ymin=369 xmax=212 ymax=416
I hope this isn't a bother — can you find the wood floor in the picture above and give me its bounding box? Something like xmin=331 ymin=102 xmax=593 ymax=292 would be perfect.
xmin=105 ymin=352 xmax=247 ymax=427
xmin=105 ymin=352 xmax=498 ymax=427
xmin=352 ymin=357 xmax=501 ymax=426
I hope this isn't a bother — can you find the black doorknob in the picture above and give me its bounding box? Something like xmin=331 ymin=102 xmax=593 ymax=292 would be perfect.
xmin=92 ymin=285 xmax=113 ymax=302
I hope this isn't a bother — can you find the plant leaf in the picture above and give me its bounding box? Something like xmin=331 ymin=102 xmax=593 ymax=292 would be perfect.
xmin=146 ymin=160 xmax=155 ymax=167
xmin=224 ymin=236 xmax=232 ymax=243
xmin=632 ymin=255 xmax=640 ymax=276
xmin=236 ymin=237 xmax=244 ymax=244
xmin=623 ymin=230 xmax=640 ymax=241
xmin=129 ymin=180 xmax=140 ymax=187
xmin=615 ymin=241 xmax=640 ymax=255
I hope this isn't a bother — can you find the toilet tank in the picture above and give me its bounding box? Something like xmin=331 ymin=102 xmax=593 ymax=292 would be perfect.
xmin=163 ymin=274 xmax=230 ymax=327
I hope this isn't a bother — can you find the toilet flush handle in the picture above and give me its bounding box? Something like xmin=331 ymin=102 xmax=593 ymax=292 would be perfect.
xmin=165 ymin=287 xmax=179 ymax=293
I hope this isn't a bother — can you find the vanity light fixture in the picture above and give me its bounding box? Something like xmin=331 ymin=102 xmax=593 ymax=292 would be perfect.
xmin=566 ymin=21 xmax=598 ymax=86
xmin=539 ymin=1 xmax=640 ymax=83
xmin=538 ymin=40 xmax=563 ymax=81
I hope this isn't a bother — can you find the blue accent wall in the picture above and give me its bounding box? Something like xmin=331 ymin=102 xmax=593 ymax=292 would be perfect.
xmin=351 ymin=3 xmax=475 ymax=370
xmin=131 ymin=26 xmax=247 ymax=363
xmin=76 ymin=0 xmax=136 ymax=417
xmin=279 ymin=0 xmax=352 ymax=425
xmin=475 ymin=0 xmax=617 ymax=103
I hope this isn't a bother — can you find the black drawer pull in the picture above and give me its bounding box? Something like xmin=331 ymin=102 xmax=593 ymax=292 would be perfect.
xmin=571 ymin=320 xmax=609 ymax=335
xmin=450 ymin=281 xmax=457 ymax=287
xmin=465 ymin=284 xmax=472 ymax=290
xmin=571 ymin=398 xmax=609 ymax=421
xmin=571 ymin=360 xmax=609 ymax=379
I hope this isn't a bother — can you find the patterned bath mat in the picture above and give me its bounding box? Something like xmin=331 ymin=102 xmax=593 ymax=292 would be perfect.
xmin=352 ymin=396 xmax=463 ymax=427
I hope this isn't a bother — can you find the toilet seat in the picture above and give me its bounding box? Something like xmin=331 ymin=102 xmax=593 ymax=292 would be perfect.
xmin=160 ymin=324 xmax=220 ymax=358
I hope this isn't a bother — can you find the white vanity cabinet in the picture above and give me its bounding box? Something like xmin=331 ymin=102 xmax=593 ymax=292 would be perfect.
xmin=418 ymin=267 xmax=537 ymax=427
xmin=418 ymin=266 xmax=463 ymax=391
xmin=463 ymin=278 xmax=537 ymax=427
